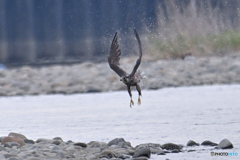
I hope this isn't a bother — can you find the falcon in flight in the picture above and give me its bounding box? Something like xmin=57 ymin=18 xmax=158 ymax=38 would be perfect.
xmin=108 ymin=29 xmax=143 ymax=107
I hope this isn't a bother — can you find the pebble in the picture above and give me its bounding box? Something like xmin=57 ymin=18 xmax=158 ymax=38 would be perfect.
xmin=1 ymin=137 xmax=25 ymax=146
xmin=73 ymin=142 xmax=87 ymax=148
xmin=1 ymin=54 xmax=240 ymax=96
xmin=51 ymin=140 xmax=61 ymax=145
xmin=107 ymin=138 xmax=132 ymax=148
xmin=187 ymin=149 xmax=196 ymax=152
xmin=52 ymin=137 xmax=63 ymax=142
xmin=135 ymin=143 xmax=161 ymax=149
xmin=56 ymin=151 xmax=65 ymax=159
xmin=157 ymin=150 xmax=166 ymax=155
xmin=0 ymin=136 xmax=7 ymax=142
xmin=5 ymin=142 xmax=22 ymax=148
xmin=201 ymin=140 xmax=218 ymax=146
xmin=98 ymin=150 xmax=120 ymax=159
xmin=0 ymin=133 xmax=235 ymax=159
xmin=135 ymin=143 xmax=162 ymax=155
xmin=36 ymin=138 xmax=52 ymax=143
xmin=130 ymin=157 xmax=149 ymax=160
xmin=8 ymin=132 xmax=27 ymax=140
xmin=161 ymin=143 xmax=183 ymax=150
xmin=132 ymin=148 xmax=151 ymax=158
xmin=24 ymin=139 xmax=35 ymax=144
xmin=187 ymin=140 xmax=200 ymax=146
xmin=50 ymin=145 xmax=62 ymax=153
xmin=88 ymin=141 xmax=108 ymax=149
xmin=171 ymin=149 xmax=180 ymax=153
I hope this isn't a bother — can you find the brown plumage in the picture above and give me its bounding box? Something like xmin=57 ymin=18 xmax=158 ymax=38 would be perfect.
xmin=108 ymin=29 xmax=143 ymax=107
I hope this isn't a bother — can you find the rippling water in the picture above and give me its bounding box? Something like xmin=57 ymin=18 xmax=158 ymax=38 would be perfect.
xmin=0 ymin=85 xmax=239 ymax=159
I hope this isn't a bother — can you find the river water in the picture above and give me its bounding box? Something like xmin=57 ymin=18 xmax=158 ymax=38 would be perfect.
xmin=0 ymin=84 xmax=239 ymax=159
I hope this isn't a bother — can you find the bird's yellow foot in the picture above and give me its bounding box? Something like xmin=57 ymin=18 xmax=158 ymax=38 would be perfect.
xmin=130 ymin=99 xmax=134 ymax=108
xmin=138 ymin=96 xmax=141 ymax=105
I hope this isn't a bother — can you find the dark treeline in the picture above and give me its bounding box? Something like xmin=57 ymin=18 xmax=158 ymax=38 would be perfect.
xmin=0 ymin=0 xmax=239 ymax=66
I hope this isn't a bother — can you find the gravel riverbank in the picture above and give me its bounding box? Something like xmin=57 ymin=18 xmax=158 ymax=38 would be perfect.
xmin=0 ymin=54 xmax=240 ymax=96
xmin=0 ymin=132 xmax=235 ymax=160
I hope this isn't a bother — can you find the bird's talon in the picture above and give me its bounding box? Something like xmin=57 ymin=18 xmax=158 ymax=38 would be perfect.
xmin=130 ymin=99 xmax=134 ymax=108
xmin=138 ymin=97 xmax=141 ymax=105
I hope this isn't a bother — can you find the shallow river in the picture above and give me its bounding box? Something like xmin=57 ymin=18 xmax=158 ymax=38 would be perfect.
xmin=0 ymin=85 xmax=239 ymax=159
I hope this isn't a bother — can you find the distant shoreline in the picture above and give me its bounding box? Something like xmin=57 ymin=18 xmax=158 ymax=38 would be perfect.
xmin=0 ymin=54 xmax=240 ymax=97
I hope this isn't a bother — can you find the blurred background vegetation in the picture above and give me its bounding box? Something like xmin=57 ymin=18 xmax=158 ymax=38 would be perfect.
xmin=148 ymin=0 xmax=240 ymax=59
xmin=0 ymin=0 xmax=240 ymax=66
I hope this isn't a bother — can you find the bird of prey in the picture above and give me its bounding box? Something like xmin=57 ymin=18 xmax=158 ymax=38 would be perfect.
xmin=108 ymin=29 xmax=143 ymax=107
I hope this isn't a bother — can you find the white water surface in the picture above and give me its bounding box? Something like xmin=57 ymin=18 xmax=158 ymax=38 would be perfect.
xmin=0 ymin=85 xmax=239 ymax=159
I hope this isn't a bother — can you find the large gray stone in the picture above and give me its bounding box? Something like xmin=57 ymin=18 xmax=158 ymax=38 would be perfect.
xmin=218 ymin=139 xmax=234 ymax=149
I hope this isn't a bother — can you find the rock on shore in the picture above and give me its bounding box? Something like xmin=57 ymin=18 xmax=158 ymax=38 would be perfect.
xmin=0 ymin=132 xmax=235 ymax=160
xmin=0 ymin=54 xmax=240 ymax=96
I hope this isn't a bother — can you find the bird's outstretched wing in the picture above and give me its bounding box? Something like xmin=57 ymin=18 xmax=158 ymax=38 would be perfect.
xmin=129 ymin=29 xmax=142 ymax=77
xmin=108 ymin=32 xmax=127 ymax=77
